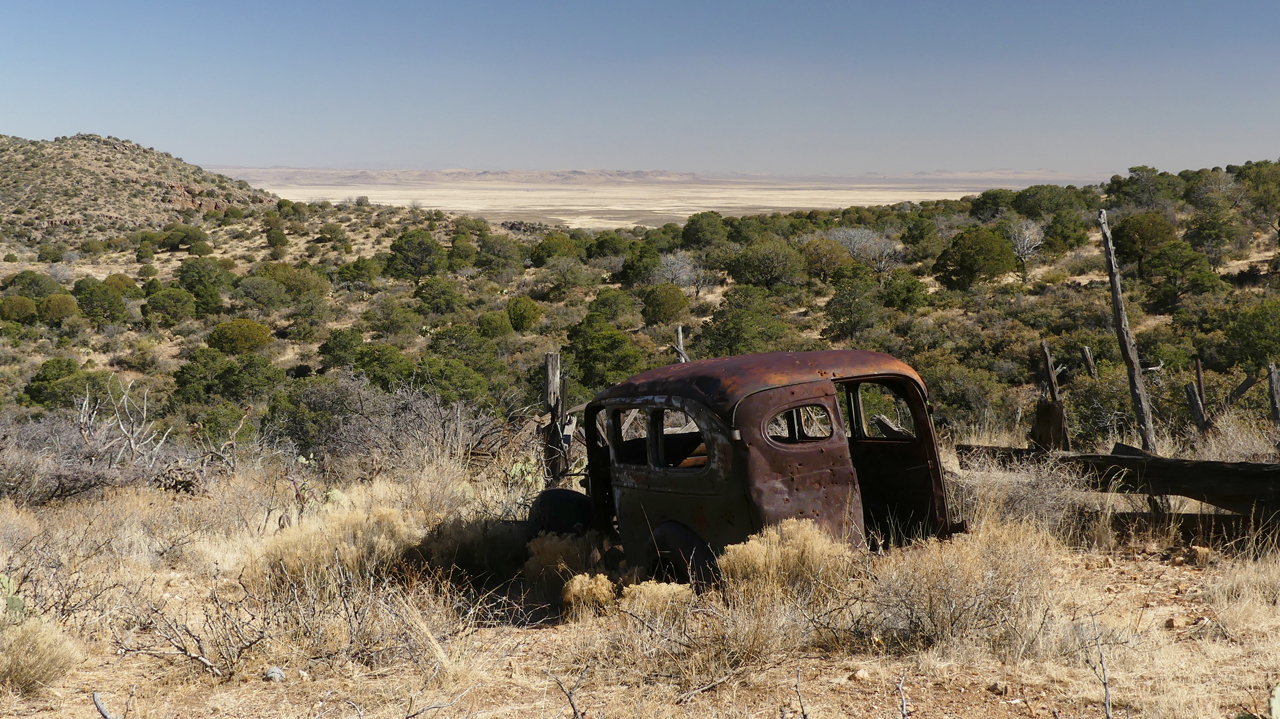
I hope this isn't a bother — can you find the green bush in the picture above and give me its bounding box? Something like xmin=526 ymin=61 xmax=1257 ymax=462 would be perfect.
xmin=206 ymin=319 xmax=273 ymax=355
xmin=36 ymin=245 xmax=62 ymax=263
xmin=531 ymin=233 xmax=583 ymax=267
xmin=386 ymin=230 xmax=446 ymax=284
xmin=4 ymin=271 xmax=64 ymax=300
xmin=727 ymin=238 xmax=806 ymax=290
xmin=477 ymin=310 xmax=514 ymax=338
xmin=587 ymin=287 xmax=636 ymax=324
xmin=75 ymin=283 xmax=126 ymax=329
xmin=103 ymin=273 xmax=142 ymax=298
xmin=415 ymin=277 xmax=465 ymax=315
xmin=1111 ymin=212 xmax=1176 ymax=278
xmin=138 ymin=264 xmax=158 ymax=278
xmin=319 ymin=328 xmax=364 ymax=370
xmin=142 ymin=288 xmax=195 ymax=327
xmin=0 ymin=296 xmax=37 ymax=324
xmin=38 ymin=294 xmax=77 ymax=325
xmin=506 ymin=296 xmax=543 ymax=331
xmin=682 ymin=211 xmax=727 ymax=248
xmin=933 ymin=227 xmax=1016 ymax=290
xmin=641 ymin=283 xmax=689 ymax=326
xmin=188 ymin=240 xmax=214 ymax=256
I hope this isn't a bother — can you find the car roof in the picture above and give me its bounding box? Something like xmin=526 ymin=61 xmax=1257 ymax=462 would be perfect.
xmin=588 ymin=350 xmax=925 ymax=420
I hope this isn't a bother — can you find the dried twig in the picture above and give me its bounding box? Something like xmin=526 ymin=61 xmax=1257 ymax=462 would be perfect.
xmin=550 ymin=661 xmax=592 ymax=719
xmin=896 ymin=674 xmax=911 ymax=718
xmin=403 ymin=684 xmax=475 ymax=718
xmin=92 ymin=692 xmax=120 ymax=719
xmin=792 ymin=667 xmax=810 ymax=719
xmin=676 ymin=673 xmax=735 ymax=705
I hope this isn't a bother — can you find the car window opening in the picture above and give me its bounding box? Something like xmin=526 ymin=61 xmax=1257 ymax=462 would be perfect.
xmin=766 ymin=404 xmax=834 ymax=444
xmin=660 ymin=408 xmax=708 ymax=468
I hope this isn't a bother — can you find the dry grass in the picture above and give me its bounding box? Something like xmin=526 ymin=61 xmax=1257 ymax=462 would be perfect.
xmin=0 ymin=619 xmax=79 ymax=695
xmin=4 ymin=424 xmax=1280 ymax=716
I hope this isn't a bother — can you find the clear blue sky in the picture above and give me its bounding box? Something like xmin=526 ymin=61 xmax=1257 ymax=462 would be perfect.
xmin=3 ymin=1 xmax=1277 ymax=176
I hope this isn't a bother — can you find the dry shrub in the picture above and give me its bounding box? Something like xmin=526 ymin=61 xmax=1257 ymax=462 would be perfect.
xmin=0 ymin=499 xmax=39 ymax=559
xmin=1206 ymin=553 xmax=1280 ymax=635
xmin=850 ymin=521 xmax=1062 ymax=660
xmin=0 ymin=619 xmax=79 ymax=694
xmin=523 ymin=531 xmax=603 ymax=583
xmin=562 ymin=573 xmax=615 ymax=621
xmin=252 ymin=506 xmax=413 ymax=594
xmin=718 ymin=519 xmax=851 ymax=601
xmin=950 ymin=458 xmax=1090 ymax=542
xmin=619 ymin=581 xmax=693 ymax=628
xmin=1187 ymin=410 xmax=1280 ymax=462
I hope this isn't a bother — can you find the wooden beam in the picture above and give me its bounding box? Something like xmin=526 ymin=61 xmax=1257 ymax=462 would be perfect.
xmin=956 ymin=442 xmax=1280 ymax=520
xmin=1099 ymin=209 xmax=1158 ymax=454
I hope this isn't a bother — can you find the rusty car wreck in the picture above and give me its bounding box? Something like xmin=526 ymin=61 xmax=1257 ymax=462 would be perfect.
xmin=531 ymin=350 xmax=963 ymax=582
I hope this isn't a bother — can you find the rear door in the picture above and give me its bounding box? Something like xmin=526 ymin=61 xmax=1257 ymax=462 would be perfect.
xmin=735 ymin=380 xmax=865 ymax=545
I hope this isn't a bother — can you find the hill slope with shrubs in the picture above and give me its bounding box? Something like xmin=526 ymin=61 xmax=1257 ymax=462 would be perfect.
xmin=0 ymin=135 xmax=1279 ymax=465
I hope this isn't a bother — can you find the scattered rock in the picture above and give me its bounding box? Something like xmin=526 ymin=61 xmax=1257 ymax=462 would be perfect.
xmin=987 ymin=682 xmax=1008 ymax=696
xmin=1166 ymin=615 xmax=1193 ymax=629
xmin=852 ymin=668 xmax=872 ymax=682
xmin=264 ymin=666 xmax=286 ymax=682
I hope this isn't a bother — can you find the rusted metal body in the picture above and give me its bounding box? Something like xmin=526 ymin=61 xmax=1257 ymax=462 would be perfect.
xmin=583 ymin=350 xmax=957 ymax=572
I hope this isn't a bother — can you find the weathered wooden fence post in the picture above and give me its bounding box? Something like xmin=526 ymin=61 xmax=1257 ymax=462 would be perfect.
xmin=1030 ymin=340 xmax=1070 ymax=450
xmin=1195 ymin=356 xmax=1207 ymax=407
xmin=1185 ymin=382 xmax=1210 ymax=433
xmin=1081 ymin=346 xmax=1098 ymax=380
xmin=1099 ymin=209 xmax=1158 ymax=454
xmin=1269 ymin=363 xmax=1280 ymax=428
xmin=544 ymin=352 xmax=567 ymax=480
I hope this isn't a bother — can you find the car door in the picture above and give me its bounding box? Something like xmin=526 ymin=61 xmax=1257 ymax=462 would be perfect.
xmin=735 ymin=380 xmax=865 ymax=546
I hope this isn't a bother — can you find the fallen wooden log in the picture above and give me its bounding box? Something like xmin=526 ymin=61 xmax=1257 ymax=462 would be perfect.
xmin=955 ymin=443 xmax=1280 ymax=520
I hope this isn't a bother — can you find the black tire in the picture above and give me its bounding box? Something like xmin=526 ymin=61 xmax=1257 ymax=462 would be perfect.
xmin=529 ymin=488 xmax=594 ymax=535
xmin=650 ymin=521 xmax=720 ymax=589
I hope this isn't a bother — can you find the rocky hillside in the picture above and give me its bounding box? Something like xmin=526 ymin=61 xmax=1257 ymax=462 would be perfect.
xmin=0 ymin=133 xmax=276 ymax=244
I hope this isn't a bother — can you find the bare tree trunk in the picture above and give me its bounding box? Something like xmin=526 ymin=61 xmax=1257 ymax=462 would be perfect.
xmin=1099 ymin=210 xmax=1158 ymax=454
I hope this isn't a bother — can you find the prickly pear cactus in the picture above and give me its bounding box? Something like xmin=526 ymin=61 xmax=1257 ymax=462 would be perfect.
xmin=0 ymin=573 xmax=23 ymax=620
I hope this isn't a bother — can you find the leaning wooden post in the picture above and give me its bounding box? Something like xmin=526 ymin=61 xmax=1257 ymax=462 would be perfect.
xmin=1269 ymin=363 xmax=1280 ymax=428
xmin=1195 ymin=356 xmax=1207 ymax=407
xmin=1081 ymin=346 xmax=1098 ymax=380
xmin=1099 ymin=210 xmax=1159 ymax=454
xmin=544 ymin=352 xmax=566 ymax=480
xmin=1184 ymin=382 xmax=1210 ymax=433
xmin=676 ymin=325 xmax=687 ymax=363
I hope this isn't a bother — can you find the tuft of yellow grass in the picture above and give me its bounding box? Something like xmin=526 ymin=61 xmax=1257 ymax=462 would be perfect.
xmin=561 ymin=574 xmax=615 ymax=621
xmin=718 ymin=518 xmax=852 ymax=601
xmin=0 ymin=620 xmax=79 ymax=695
xmin=252 ymin=505 xmax=413 ymax=594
